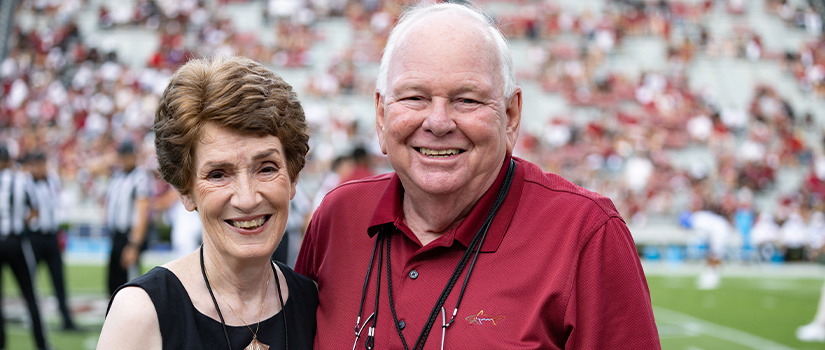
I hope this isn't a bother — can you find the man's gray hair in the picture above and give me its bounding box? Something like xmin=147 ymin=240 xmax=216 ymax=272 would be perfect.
xmin=375 ymin=2 xmax=516 ymax=98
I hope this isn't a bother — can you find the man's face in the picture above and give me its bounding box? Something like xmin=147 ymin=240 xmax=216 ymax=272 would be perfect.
xmin=375 ymin=14 xmax=521 ymax=200
xmin=31 ymin=160 xmax=47 ymax=179
xmin=119 ymin=152 xmax=137 ymax=171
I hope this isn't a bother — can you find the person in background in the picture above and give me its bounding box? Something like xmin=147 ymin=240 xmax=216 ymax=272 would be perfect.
xmin=296 ymin=2 xmax=660 ymax=348
xmin=750 ymin=211 xmax=781 ymax=262
xmin=733 ymin=187 xmax=756 ymax=260
xmin=798 ymin=237 xmax=825 ymax=342
xmin=0 ymin=145 xmax=50 ymax=350
xmin=339 ymin=145 xmax=375 ymax=183
xmin=23 ymin=150 xmax=81 ymax=331
xmin=684 ymin=208 xmax=731 ymax=290
xmin=271 ymin=184 xmax=311 ymax=267
xmin=103 ymin=141 xmax=151 ymax=296
xmin=153 ymin=180 xmax=203 ymax=260
xmin=98 ymin=55 xmax=318 ymax=349
xmin=780 ymin=209 xmax=808 ymax=262
xmin=808 ymin=211 xmax=825 ymax=261
xmin=310 ymin=154 xmax=353 ymax=212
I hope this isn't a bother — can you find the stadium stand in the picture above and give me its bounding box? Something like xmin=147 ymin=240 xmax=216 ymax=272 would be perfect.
xmin=3 ymin=0 xmax=825 ymax=264
xmin=0 ymin=0 xmax=15 ymax=60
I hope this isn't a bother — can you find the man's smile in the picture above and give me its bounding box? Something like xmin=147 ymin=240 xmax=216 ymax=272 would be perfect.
xmin=416 ymin=147 xmax=464 ymax=158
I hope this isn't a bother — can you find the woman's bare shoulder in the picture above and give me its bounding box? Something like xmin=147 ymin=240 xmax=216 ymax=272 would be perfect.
xmin=97 ymin=286 xmax=162 ymax=350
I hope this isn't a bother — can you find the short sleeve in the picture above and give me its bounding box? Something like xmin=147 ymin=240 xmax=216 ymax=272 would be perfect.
xmin=565 ymin=217 xmax=661 ymax=349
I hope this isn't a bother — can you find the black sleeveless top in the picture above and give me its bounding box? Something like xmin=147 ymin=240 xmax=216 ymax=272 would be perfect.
xmin=108 ymin=261 xmax=317 ymax=349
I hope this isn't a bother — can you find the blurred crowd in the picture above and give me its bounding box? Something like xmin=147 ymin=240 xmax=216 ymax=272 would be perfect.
xmin=494 ymin=0 xmax=825 ymax=262
xmin=3 ymin=0 xmax=825 ymax=262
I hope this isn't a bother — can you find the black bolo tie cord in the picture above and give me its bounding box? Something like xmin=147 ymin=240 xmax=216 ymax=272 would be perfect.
xmin=355 ymin=233 xmax=382 ymax=335
xmin=272 ymin=260 xmax=289 ymax=350
xmin=368 ymin=234 xmax=384 ymax=349
xmin=387 ymin=158 xmax=517 ymax=350
xmin=356 ymin=231 xmax=384 ymax=350
xmin=201 ymin=245 xmax=289 ymax=350
xmin=201 ymin=246 xmax=233 ymax=349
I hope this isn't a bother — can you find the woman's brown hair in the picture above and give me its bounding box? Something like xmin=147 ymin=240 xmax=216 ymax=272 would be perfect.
xmin=154 ymin=56 xmax=309 ymax=195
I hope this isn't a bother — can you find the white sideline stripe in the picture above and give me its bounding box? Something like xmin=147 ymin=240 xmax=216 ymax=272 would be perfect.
xmin=654 ymin=306 xmax=796 ymax=350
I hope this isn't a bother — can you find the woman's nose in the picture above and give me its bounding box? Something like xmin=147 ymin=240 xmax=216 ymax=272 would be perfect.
xmin=231 ymin=174 xmax=261 ymax=209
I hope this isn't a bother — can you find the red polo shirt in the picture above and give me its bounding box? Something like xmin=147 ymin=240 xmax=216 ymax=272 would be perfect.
xmin=296 ymin=156 xmax=660 ymax=349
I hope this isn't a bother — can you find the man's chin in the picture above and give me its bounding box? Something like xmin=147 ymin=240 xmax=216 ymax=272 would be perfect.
xmin=405 ymin=173 xmax=469 ymax=197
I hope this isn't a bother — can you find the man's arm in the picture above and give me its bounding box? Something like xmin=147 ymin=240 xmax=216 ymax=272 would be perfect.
xmin=121 ymin=170 xmax=152 ymax=268
xmin=566 ymin=217 xmax=661 ymax=349
xmin=121 ymin=196 xmax=149 ymax=268
xmin=22 ymin=173 xmax=39 ymax=229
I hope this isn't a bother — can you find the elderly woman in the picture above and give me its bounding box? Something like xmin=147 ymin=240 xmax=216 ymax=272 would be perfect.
xmin=98 ymin=56 xmax=317 ymax=350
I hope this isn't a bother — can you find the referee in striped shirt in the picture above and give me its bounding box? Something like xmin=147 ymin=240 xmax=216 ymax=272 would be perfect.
xmin=23 ymin=151 xmax=79 ymax=331
xmin=104 ymin=142 xmax=150 ymax=296
xmin=0 ymin=145 xmax=49 ymax=350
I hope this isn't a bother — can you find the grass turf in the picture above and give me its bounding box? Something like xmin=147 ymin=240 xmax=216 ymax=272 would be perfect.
xmin=3 ymin=263 xmax=825 ymax=349
xmin=648 ymin=269 xmax=825 ymax=350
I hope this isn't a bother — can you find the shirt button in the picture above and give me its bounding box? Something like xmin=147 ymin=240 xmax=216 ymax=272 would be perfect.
xmin=397 ymin=320 xmax=406 ymax=330
xmin=409 ymin=270 xmax=419 ymax=279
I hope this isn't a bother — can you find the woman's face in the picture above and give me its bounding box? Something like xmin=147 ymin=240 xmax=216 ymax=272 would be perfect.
xmin=181 ymin=123 xmax=296 ymax=261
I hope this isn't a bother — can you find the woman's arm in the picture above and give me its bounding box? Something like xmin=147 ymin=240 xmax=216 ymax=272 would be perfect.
xmin=97 ymin=286 xmax=162 ymax=350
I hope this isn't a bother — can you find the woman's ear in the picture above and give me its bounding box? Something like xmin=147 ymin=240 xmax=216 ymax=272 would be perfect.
xmin=290 ymin=174 xmax=299 ymax=200
xmin=181 ymin=193 xmax=197 ymax=212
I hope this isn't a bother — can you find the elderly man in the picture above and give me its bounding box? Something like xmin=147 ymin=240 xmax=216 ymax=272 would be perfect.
xmin=295 ymin=2 xmax=661 ymax=349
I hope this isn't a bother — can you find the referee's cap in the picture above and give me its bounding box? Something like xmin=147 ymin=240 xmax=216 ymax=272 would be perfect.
xmin=117 ymin=141 xmax=136 ymax=155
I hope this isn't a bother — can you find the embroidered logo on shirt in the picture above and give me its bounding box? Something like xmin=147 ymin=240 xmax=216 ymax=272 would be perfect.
xmin=465 ymin=310 xmax=505 ymax=326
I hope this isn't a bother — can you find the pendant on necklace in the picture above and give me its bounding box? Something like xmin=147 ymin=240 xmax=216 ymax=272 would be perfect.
xmin=245 ymin=337 xmax=269 ymax=350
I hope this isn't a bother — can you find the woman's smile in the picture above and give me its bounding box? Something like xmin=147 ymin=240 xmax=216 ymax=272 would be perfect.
xmin=226 ymin=214 xmax=271 ymax=230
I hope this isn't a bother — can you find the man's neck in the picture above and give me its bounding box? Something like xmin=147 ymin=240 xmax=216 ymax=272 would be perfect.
xmin=402 ymin=179 xmax=498 ymax=246
xmin=399 ymin=158 xmax=510 ymax=246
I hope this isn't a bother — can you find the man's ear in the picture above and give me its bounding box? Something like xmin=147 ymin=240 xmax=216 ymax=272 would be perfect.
xmin=504 ymin=87 xmax=522 ymax=155
xmin=375 ymin=90 xmax=388 ymax=155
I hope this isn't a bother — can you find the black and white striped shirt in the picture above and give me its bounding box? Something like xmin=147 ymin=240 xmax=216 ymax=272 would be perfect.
xmin=26 ymin=173 xmax=61 ymax=233
xmin=104 ymin=167 xmax=150 ymax=234
xmin=0 ymin=168 xmax=34 ymax=237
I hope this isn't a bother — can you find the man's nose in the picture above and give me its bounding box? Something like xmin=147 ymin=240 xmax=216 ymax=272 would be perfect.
xmin=422 ymin=98 xmax=456 ymax=137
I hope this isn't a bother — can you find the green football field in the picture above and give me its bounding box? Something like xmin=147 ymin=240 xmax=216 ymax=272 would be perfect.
xmin=3 ymin=262 xmax=825 ymax=349
xmin=646 ymin=263 xmax=825 ymax=350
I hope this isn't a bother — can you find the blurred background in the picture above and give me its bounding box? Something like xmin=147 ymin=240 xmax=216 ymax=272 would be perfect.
xmin=4 ymin=0 xmax=825 ymax=348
